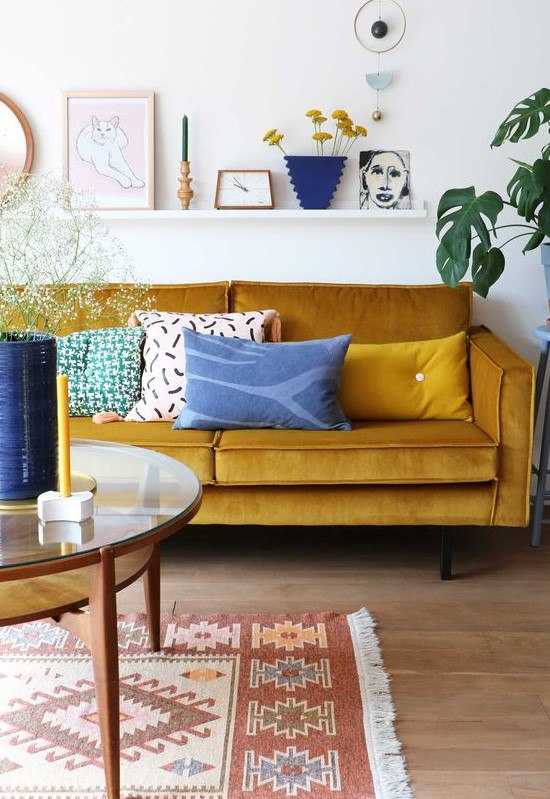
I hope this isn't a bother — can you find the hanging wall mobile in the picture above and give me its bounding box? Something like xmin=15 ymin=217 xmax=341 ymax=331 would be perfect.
xmin=354 ymin=0 xmax=407 ymax=122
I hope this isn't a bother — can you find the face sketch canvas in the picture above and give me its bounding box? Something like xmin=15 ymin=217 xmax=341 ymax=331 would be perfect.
xmin=359 ymin=150 xmax=411 ymax=210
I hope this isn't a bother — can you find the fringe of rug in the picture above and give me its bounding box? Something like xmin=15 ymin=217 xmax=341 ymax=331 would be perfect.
xmin=347 ymin=608 xmax=414 ymax=799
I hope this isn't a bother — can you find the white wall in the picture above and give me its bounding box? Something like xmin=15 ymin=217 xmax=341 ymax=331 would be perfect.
xmin=2 ymin=0 xmax=547 ymax=361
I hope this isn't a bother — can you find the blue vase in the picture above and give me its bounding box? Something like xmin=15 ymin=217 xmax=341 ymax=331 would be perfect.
xmin=0 ymin=333 xmax=58 ymax=500
xmin=284 ymin=155 xmax=347 ymax=209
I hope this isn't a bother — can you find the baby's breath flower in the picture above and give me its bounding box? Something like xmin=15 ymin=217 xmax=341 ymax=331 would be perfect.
xmin=0 ymin=172 xmax=148 ymax=335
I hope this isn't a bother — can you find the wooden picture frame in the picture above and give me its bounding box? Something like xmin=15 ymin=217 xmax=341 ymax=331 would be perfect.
xmin=62 ymin=90 xmax=154 ymax=210
xmin=214 ymin=169 xmax=273 ymax=209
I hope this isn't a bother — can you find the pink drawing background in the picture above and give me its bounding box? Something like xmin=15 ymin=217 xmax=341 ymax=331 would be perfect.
xmin=67 ymin=97 xmax=150 ymax=206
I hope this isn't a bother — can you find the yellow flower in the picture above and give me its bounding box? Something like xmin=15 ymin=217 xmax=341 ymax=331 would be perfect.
xmin=263 ymin=106 xmax=366 ymax=156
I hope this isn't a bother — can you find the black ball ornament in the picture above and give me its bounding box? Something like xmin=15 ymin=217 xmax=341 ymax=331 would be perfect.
xmin=371 ymin=19 xmax=388 ymax=38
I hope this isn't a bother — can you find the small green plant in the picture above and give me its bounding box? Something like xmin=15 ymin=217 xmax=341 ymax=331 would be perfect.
xmin=263 ymin=108 xmax=367 ymax=157
xmin=436 ymin=88 xmax=550 ymax=297
xmin=0 ymin=172 xmax=149 ymax=336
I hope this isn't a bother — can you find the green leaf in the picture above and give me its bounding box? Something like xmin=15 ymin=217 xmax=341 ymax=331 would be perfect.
xmin=436 ymin=239 xmax=468 ymax=288
xmin=523 ymin=229 xmax=545 ymax=252
xmin=537 ymin=204 xmax=550 ymax=239
xmin=532 ymin=158 xmax=550 ymax=191
xmin=436 ymin=187 xmax=504 ymax=274
xmin=533 ymin=160 xmax=550 ymax=236
xmin=509 ymin=158 xmax=534 ymax=171
xmin=491 ymin=88 xmax=550 ymax=147
xmin=471 ymin=245 xmax=505 ymax=298
xmin=507 ymin=164 xmax=543 ymax=221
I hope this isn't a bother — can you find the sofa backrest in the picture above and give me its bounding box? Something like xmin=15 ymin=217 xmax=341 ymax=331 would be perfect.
xmin=230 ymin=281 xmax=472 ymax=343
xmin=57 ymin=281 xmax=230 ymax=334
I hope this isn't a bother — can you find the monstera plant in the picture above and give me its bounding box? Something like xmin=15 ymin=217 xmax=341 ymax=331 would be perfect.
xmin=436 ymin=88 xmax=550 ymax=297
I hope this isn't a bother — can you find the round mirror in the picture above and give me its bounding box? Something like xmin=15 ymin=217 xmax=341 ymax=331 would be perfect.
xmin=0 ymin=93 xmax=33 ymax=186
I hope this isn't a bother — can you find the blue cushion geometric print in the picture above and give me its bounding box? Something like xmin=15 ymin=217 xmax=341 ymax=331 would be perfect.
xmin=173 ymin=329 xmax=352 ymax=431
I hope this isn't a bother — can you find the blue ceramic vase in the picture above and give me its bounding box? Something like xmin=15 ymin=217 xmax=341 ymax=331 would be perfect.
xmin=0 ymin=333 xmax=58 ymax=500
xmin=284 ymin=155 xmax=347 ymax=209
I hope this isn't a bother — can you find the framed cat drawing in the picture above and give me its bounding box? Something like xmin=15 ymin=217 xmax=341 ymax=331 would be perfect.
xmin=62 ymin=90 xmax=154 ymax=210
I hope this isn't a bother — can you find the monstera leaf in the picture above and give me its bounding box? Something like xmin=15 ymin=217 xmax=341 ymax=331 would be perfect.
xmin=533 ymin=159 xmax=550 ymax=238
xmin=470 ymin=244 xmax=505 ymax=298
xmin=507 ymin=162 xmax=545 ymax=223
xmin=436 ymin=187 xmax=504 ymax=290
xmin=507 ymin=159 xmax=550 ymax=241
xmin=491 ymin=88 xmax=550 ymax=148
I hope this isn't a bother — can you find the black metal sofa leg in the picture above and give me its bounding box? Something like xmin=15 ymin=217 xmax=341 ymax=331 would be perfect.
xmin=440 ymin=527 xmax=452 ymax=580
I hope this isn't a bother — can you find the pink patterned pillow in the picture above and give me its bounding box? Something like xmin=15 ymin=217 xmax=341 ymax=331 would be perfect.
xmin=125 ymin=309 xmax=279 ymax=421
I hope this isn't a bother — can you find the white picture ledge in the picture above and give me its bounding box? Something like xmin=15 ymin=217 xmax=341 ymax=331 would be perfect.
xmin=98 ymin=204 xmax=427 ymax=221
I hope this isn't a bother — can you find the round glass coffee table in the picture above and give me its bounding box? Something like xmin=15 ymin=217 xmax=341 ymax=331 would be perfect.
xmin=0 ymin=439 xmax=202 ymax=799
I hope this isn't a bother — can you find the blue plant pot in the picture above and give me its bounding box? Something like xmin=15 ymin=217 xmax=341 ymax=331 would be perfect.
xmin=0 ymin=333 xmax=58 ymax=500
xmin=284 ymin=155 xmax=347 ymax=209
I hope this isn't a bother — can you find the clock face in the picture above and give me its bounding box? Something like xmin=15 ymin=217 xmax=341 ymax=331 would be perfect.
xmin=215 ymin=170 xmax=273 ymax=209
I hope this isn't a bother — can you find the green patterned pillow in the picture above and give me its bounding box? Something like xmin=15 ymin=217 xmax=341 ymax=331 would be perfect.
xmin=56 ymin=327 xmax=144 ymax=416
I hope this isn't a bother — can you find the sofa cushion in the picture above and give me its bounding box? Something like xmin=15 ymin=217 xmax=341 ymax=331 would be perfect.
xmin=57 ymin=326 xmax=144 ymax=417
xmin=173 ymin=330 xmax=352 ymax=431
xmin=68 ymin=417 xmax=217 ymax=484
xmin=126 ymin=309 xmax=279 ymax=422
xmin=339 ymin=332 xmax=472 ymax=421
xmin=214 ymin=421 xmax=497 ymax=485
xmin=230 ymin=281 xmax=472 ymax=343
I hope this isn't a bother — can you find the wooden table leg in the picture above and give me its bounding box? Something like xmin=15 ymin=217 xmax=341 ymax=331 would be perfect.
xmin=89 ymin=546 xmax=120 ymax=799
xmin=142 ymin=543 xmax=161 ymax=651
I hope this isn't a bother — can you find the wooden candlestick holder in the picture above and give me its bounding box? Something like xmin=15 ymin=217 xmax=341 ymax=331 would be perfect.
xmin=177 ymin=161 xmax=194 ymax=210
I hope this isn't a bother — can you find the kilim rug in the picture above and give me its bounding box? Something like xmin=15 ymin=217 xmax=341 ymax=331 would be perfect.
xmin=0 ymin=609 xmax=412 ymax=799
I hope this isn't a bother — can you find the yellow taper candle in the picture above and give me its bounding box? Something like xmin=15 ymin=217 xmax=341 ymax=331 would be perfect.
xmin=57 ymin=374 xmax=71 ymax=498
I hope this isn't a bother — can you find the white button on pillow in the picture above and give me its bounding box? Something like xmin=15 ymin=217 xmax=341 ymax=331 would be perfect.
xmin=415 ymin=372 xmax=425 ymax=382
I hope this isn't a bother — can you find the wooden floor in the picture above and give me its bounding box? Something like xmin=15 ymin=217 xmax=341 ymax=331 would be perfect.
xmin=117 ymin=523 xmax=550 ymax=799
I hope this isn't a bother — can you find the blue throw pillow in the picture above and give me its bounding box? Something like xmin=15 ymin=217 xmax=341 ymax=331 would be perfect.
xmin=173 ymin=329 xmax=352 ymax=431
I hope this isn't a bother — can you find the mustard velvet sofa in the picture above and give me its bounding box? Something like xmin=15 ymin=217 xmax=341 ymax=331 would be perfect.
xmin=64 ymin=280 xmax=535 ymax=578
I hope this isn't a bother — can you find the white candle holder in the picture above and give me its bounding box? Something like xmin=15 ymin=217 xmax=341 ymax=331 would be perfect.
xmin=37 ymin=490 xmax=94 ymax=522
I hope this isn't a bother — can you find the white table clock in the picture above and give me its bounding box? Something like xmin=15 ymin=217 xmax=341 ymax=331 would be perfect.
xmin=214 ymin=169 xmax=273 ymax=209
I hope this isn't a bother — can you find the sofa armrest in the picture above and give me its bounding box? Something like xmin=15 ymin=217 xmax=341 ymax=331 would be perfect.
xmin=468 ymin=326 xmax=535 ymax=527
